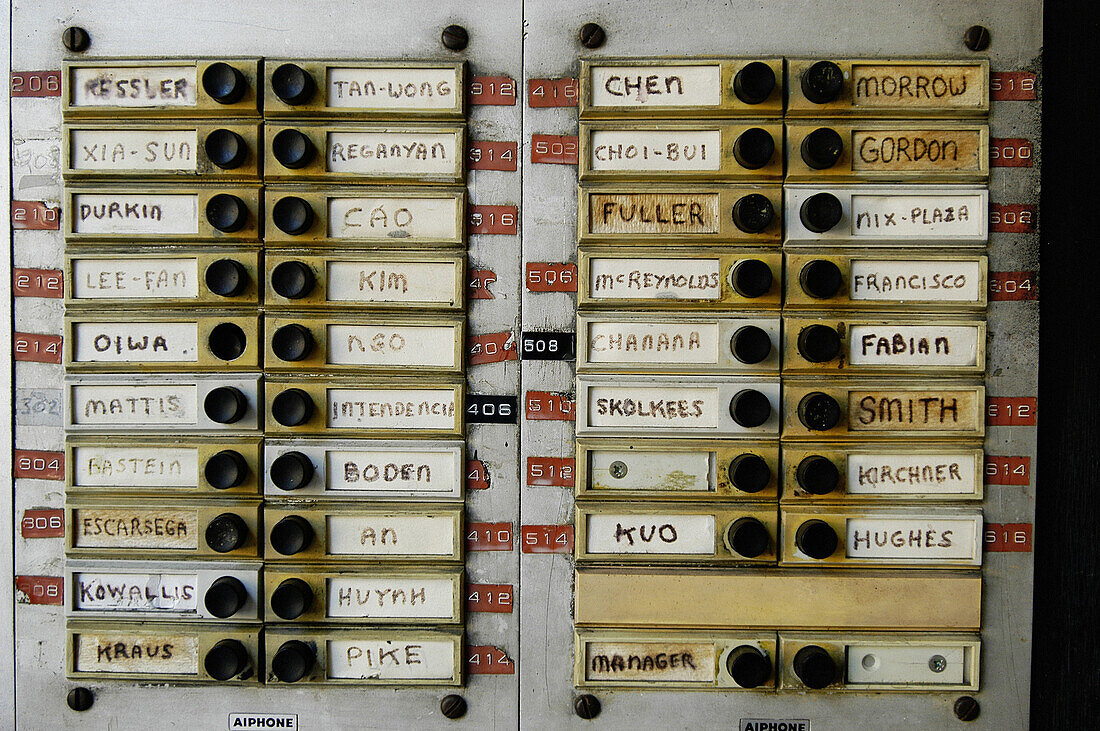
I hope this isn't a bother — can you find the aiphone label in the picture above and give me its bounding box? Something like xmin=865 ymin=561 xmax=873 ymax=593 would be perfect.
xmin=228 ymin=714 xmax=298 ymax=730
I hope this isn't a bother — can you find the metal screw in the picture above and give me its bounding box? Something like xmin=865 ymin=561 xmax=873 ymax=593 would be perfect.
xmin=62 ymin=26 xmax=91 ymax=53
xmin=440 ymin=694 xmax=467 ymax=720
xmin=579 ymin=23 xmax=606 ymax=49
xmin=963 ymin=25 xmax=991 ymax=52
xmin=928 ymin=655 xmax=947 ymax=673
xmin=574 ymin=694 xmax=601 ymax=720
xmin=609 ymin=461 xmax=628 ymax=479
xmin=953 ymin=696 xmax=981 ymax=722
xmin=66 ymin=687 xmax=94 ymax=712
xmin=441 ymin=25 xmax=469 ymax=52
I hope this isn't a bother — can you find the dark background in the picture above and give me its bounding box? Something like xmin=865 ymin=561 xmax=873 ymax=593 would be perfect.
xmin=1031 ymin=0 xmax=1100 ymax=726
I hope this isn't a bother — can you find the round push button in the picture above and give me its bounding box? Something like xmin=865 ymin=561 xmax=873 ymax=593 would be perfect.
xmin=204 ymin=576 xmax=247 ymax=619
xmin=272 ymin=196 xmax=314 ymax=236
xmin=727 ymin=517 xmax=770 ymax=558
xmin=204 ymin=639 xmax=248 ymax=681
xmin=730 ymin=259 xmax=773 ymax=298
xmin=801 ymin=127 xmax=844 ymax=169
xmin=271 ymin=261 xmax=315 ymax=299
xmin=204 ymin=450 xmax=249 ymax=490
xmin=202 ymin=62 xmax=247 ymax=105
xmin=207 ymin=322 xmax=247 ymax=361
xmin=204 ymin=129 xmax=248 ymax=169
xmin=272 ymin=128 xmax=316 ymax=169
xmin=793 ymin=645 xmax=838 ymax=689
xmin=726 ymin=645 xmax=772 ymax=689
xmin=730 ymin=325 xmax=772 ymax=365
xmin=205 ymin=258 xmax=249 ymax=298
xmin=728 ymin=454 xmax=771 ymax=494
xmin=272 ymin=640 xmax=315 ymax=683
xmin=270 ymin=515 xmax=314 ymax=556
xmin=270 ymin=451 xmax=315 ymax=491
xmin=205 ymin=513 xmax=248 ymax=553
xmin=797 ymin=392 xmax=841 ymax=431
xmin=206 ymin=194 xmax=248 ymax=233
xmin=271 ymin=388 xmax=314 ymax=427
xmin=271 ymin=578 xmax=314 ymax=620
xmin=796 ymin=455 xmax=841 ymax=495
xmin=733 ymin=128 xmax=775 ymax=170
xmin=799 ymin=192 xmax=843 ymax=233
xmin=204 ymin=386 xmax=247 ymax=424
xmin=271 ymin=63 xmax=316 ymax=105
xmin=729 ymin=389 xmax=772 ymax=428
xmin=799 ymin=260 xmax=843 ymax=299
xmin=732 ymin=61 xmax=776 ymax=105
xmin=795 ymin=519 xmax=839 ymax=560
xmin=731 ymin=194 xmax=775 ymax=234
xmin=271 ymin=324 xmax=314 ymax=362
xmin=797 ymin=324 xmax=841 ymax=363
xmin=801 ymin=60 xmax=844 ymax=104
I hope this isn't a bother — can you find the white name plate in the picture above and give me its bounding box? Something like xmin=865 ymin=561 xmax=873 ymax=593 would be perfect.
xmin=326 ymin=448 xmax=458 ymax=495
xmin=72 ymin=193 xmax=198 ymax=235
xmin=587 ymin=258 xmax=722 ymax=300
xmin=327 ymin=261 xmax=459 ymax=305
xmin=328 ymin=67 xmax=460 ymax=110
xmin=327 ymin=324 xmax=457 ymax=368
xmin=327 ymin=131 xmax=459 ymax=176
xmin=847 ymin=452 xmax=980 ymax=496
xmin=846 ymin=516 xmax=982 ymax=564
xmin=72 ymin=322 xmax=198 ymax=363
xmin=70 ymin=66 xmax=198 ymax=108
xmin=851 ymin=260 xmax=983 ymax=302
xmin=70 ymin=129 xmax=198 ymax=171
xmin=328 ymin=196 xmax=460 ymax=241
xmin=589 ymin=130 xmax=720 ymax=172
xmin=327 ymin=388 xmax=457 ymax=431
xmin=327 ymin=639 xmax=455 ymax=680
xmin=73 ymin=446 xmax=199 ymax=488
xmin=849 ymin=325 xmax=980 ymax=367
xmin=590 ymin=65 xmax=721 ymax=108
xmin=327 ymin=515 xmax=456 ymax=557
xmin=71 ymin=257 xmax=199 ymax=299
xmin=327 ymin=576 xmax=456 ymax=619
xmin=73 ymin=571 xmax=198 ymax=613
xmin=70 ymin=384 xmax=197 ymax=425
xmin=586 ymin=514 xmax=716 ymax=554
xmin=588 ymin=320 xmax=719 ymax=364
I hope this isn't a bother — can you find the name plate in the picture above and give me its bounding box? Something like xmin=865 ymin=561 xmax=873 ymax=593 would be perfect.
xmin=69 ymin=321 xmax=197 ymax=363
xmin=844 ymin=639 xmax=978 ymax=688
xmin=847 ymin=451 xmax=981 ymax=497
xmin=328 ymin=388 xmax=458 ymax=431
xmin=579 ymin=315 xmax=780 ymax=372
xmin=585 ymin=641 xmax=717 ymax=683
xmin=263 ymin=507 xmax=462 ymax=562
xmin=263 ymin=60 xmax=465 ymax=118
xmin=67 ymin=186 xmax=259 ymax=241
xmin=580 ymin=58 xmax=784 ymax=117
xmin=326 ymin=193 xmax=462 ymax=242
xmin=327 ymin=576 xmax=458 ymax=620
xmin=66 ymin=375 xmax=260 ymax=432
xmin=72 ymin=507 xmax=198 ymax=550
xmin=64 ymin=59 xmax=259 ymax=115
xmin=577 ymin=375 xmax=781 ymax=438
xmin=327 ymin=638 xmax=456 ymax=681
xmin=74 ymin=630 xmax=198 ymax=675
xmin=846 ymin=516 xmax=982 ymax=563
xmin=327 ymin=261 xmax=458 ymax=305
xmin=787 ymin=59 xmax=988 ymax=116
xmin=263 ymin=439 xmax=463 ymax=499
xmin=785 ymin=186 xmax=988 ymax=245
xmin=65 ymin=123 xmax=260 ymax=178
xmin=782 ymin=318 xmax=984 ymax=373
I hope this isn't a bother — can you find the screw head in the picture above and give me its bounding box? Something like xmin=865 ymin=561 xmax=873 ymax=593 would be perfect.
xmin=954 ymin=695 xmax=981 ymax=722
xmin=579 ymin=23 xmax=606 ymax=49
xmin=440 ymin=694 xmax=468 ymax=720
xmin=442 ymin=25 xmax=469 ymax=51
xmin=62 ymin=27 xmax=91 ymax=53
xmin=66 ymin=687 xmax=94 ymax=712
xmin=608 ymin=460 xmax=628 ymax=479
xmin=929 ymin=654 xmax=948 ymax=673
xmin=963 ymin=25 xmax=991 ymax=52
xmin=574 ymin=694 xmax=601 ymax=720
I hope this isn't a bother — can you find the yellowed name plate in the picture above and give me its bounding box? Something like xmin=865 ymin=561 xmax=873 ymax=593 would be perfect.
xmin=73 ymin=508 xmax=197 ymax=549
xmin=586 ymin=642 xmax=716 ymax=682
xmin=849 ymin=389 xmax=981 ymax=432
xmin=852 ymin=129 xmax=982 ymax=172
xmin=589 ymin=192 xmax=717 ymax=235
xmin=852 ymin=64 xmax=985 ymax=109
xmin=74 ymin=632 xmax=198 ymax=674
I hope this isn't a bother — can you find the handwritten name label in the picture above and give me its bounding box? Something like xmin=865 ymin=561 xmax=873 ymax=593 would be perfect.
xmin=586 ymin=641 xmax=715 ymax=682
xmin=852 ymin=130 xmax=981 ymax=172
xmin=588 ymin=258 xmax=722 ymax=300
xmin=73 ymin=508 xmax=197 ymax=549
xmin=73 ymin=572 xmax=198 ymax=613
xmin=589 ymin=130 xmax=720 ymax=172
xmin=70 ymin=384 xmax=197 ymax=426
xmin=848 ymin=325 xmax=979 ymax=367
xmin=327 ymin=388 xmax=456 ymax=430
xmin=850 ymin=260 xmax=982 ymax=302
xmin=848 ymin=389 xmax=981 ymax=432
xmin=327 ymin=576 xmax=456 ymax=618
xmin=72 ymin=193 xmax=198 ymax=235
xmin=589 ymin=450 xmax=712 ymax=492
xmin=588 ymin=321 xmax=718 ymax=364
xmin=328 ymin=67 xmax=459 ymax=110
xmin=327 ymin=324 xmax=457 ymax=368
xmin=327 ymin=131 xmax=458 ymax=176
xmin=327 ymin=639 xmax=454 ymax=680
xmin=850 ymin=194 xmax=984 ymax=238
xmin=71 ymin=66 xmax=197 ymax=108
xmin=327 ymin=515 xmax=456 ymax=556
xmin=590 ymin=65 xmax=720 ymax=107
xmin=73 ymin=445 xmax=198 ymax=488
xmin=586 ymin=513 xmax=716 ymax=554
xmin=847 ymin=452 xmax=978 ymax=495
xmin=327 ymin=261 xmax=458 ymax=305
xmin=851 ymin=64 xmax=985 ymax=109
xmin=74 ymin=632 xmax=197 ymax=674
xmin=72 ymin=322 xmax=198 ymax=363
xmin=587 ymin=385 xmax=720 ymax=429
xmin=328 ymin=196 xmax=459 ymax=240
xmin=846 ymin=516 xmax=981 ymax=562
xmin=326 ymin=448 xmax=458 ymax=494
xmin=589 ymin=193 xmax=718 ymax=235
xmin=71 ymin=258 xmax=198 ymax=299
xmin=70 ymin=129 xmax=198 ymax=171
